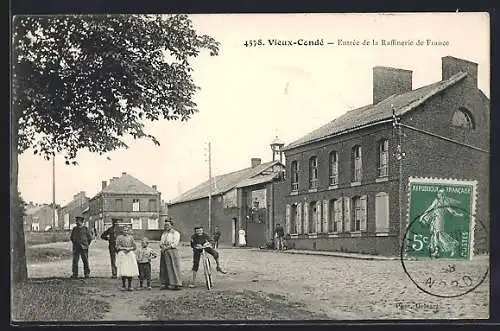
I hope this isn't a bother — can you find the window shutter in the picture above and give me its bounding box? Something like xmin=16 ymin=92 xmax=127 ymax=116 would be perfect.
xmin=315 ymin=201 xmax=322 ymax=233
xmin=375 ymin=192 xmax=390 ymax=233
xmin=322 ymin=200 xmax=329 ymax=233
xmin=334 ymin=199 xmax=342 ymax=232
xmin=360 ymin=195 xmax=367 ymax=231
xmin=344 ymin=197 xmax=351 ymax=232
xmin=285 ymin=204 xmax=291 ymax=234
xmin=304 ymin=203 xmax=309 ymax=233
xmin=297 ymin=203 xmax=302 ymax=234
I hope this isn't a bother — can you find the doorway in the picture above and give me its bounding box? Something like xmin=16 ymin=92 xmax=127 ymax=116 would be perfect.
xmin=231 ymin=218 xmax=237 ymax=246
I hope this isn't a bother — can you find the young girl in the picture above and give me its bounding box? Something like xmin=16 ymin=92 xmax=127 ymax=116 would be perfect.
xmin=115 ymin=226 xmax=139 ymax=291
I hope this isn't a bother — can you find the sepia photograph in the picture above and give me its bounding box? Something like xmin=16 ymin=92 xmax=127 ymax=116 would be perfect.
xmin=10 ymin=12 xmax=490 ymax=322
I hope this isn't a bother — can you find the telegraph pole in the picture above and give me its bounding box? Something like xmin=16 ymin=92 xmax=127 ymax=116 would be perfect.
xmin=392 ymin=106 xmax=406 ymax=257
xmin=207 ymin=142 xmax=213 ymax=233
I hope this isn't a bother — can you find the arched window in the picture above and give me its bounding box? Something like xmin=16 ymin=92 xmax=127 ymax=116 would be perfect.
xmin=329 ymin=151 xmax=338 ymax=185
xmin=290 ymin=161 xmax=299 ymax=192
xmin=378 ymin=139 xmax=389 ymax=177
xmin=452 ymin=108 xmax=475 ymax=130
xmin=309 ymin=156 xmax=318 ymax=189
xmin=352 ymin=145 xmax=362 ymax=182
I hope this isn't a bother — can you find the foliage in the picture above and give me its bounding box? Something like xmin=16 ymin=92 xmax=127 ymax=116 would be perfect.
xmin=12 ymin=14 xmax=219 ymax=164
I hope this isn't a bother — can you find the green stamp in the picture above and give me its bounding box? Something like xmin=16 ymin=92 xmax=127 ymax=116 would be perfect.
xmin=406 ymin=177 xmax=477 ymax=260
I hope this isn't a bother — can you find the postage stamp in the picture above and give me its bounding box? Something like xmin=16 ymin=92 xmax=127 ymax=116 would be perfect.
xmin=405 ymin=177 xmax=477 ymax=260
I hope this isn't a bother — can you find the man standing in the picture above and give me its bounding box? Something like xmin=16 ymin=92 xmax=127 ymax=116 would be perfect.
xmin=274 ymin=223 xmax=285 ymax=250
xmin=212 ymin=225 xmax=221 ymax=249
xmin=101 ymin=218 xmax=120 ymax=278
xmin=159 ymin=220 xmax=182 ymax=290
xmin=70 ymin=216 xmax=93 ymax=278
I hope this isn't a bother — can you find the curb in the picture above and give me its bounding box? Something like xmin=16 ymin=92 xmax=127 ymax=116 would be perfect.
xmin=250 ymin=248 xmax=398 ymax=261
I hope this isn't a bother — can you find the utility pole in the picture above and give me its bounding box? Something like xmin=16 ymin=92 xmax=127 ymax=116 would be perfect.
xmin=392 ymin=106 xmax=406 ymax=257
xmin=207 ymin=142 xmax=213 ymax=233
xmin=52 ymin=155 xmax=56 ymax=231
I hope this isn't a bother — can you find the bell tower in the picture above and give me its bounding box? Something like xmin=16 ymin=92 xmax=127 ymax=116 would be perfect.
xmin=270 ymin=136 xmax=285 ymax=163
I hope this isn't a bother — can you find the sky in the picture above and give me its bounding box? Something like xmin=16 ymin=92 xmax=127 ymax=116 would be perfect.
xmin=17 ymin=13 xmax=490 ymax=206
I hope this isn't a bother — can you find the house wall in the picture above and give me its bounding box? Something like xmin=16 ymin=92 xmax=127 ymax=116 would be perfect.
xmin=282 ymin=76 xmax=489 ymax=256
xmin=58 ymin=194 xmax=89 ymax=230
xmin=24 ymin=206 xmax=55 ymax=232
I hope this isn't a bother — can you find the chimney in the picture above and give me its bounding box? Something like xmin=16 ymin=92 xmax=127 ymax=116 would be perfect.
xmin=373 ymin=66 xmax=413 ymax=104
xmin=442 ymin=56 xmax=478 ymax=88
xmin=122 ymin=172 xmax=127 ymax=175
xmin=251 ymin=158 xmax=262 ymax=168
xmin=152 ymin=185 xmax=157 ymax=191
xmin=102 ymin=180 xmax=107 ymax=189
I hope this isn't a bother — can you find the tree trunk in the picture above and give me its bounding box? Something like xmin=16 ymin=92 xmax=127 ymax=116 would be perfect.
xmin=11 ymin=103 xmax=28 ymax=283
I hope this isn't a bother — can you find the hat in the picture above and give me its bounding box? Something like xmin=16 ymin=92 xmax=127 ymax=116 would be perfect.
xmin=75 ymin=216 xmax=84 ymax=222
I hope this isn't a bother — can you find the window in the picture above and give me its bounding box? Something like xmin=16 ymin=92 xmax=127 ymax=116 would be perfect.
xmin=148 ymin=199 xmax=157 ymax=211
xmin=309 ymin=157 xmax=318 ymax=189
xmin=452 ymin=108 xmax=475 ymax=129
xmin=115 ymin=199 xmax=123 ymax=211
xmin=329 ymin=151 xmax=338 ymax=185
xmin=148 ymin=218 xmax=159 ymax=230
xmin=291 ymin=161 xmax=299 ymax=192
xmin=375 ymin=192 xmax=390 ymax=233
xmin=308 ymin=201 xmax=317 ymax=233
xmin=132 ymin=199 xmax=140 ymax=212
xmin=352 ymin=146 xmax=362 ymax=182
xmin=132 ymin=218 xmax=142 ymax=229
xmin=352 ymin=196 xmax=367 ymax=232
xmin=290 ymin=204 xmax=298 ymax=234
xmin=378 ymin=139 xmax=389 ymax=177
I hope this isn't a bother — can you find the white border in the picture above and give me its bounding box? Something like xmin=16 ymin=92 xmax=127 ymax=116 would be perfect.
xmin=407 ymin=177 xmax=478 ymax=260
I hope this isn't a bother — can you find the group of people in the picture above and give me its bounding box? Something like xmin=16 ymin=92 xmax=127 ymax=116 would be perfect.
xmin=70 ymin=217 xmax=226 ymax=290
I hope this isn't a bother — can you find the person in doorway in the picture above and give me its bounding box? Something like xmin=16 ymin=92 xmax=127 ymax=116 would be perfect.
xmin=212 ymin=225 xmax=221 ymax=249
xmin=189 ymin=225 xmax=226 ymax=288
xmin=136 ymin=237 xmax=157 ymax=290
xmin=101 ymin=218 xmax=120 ymax=278
xmin=70 ymin=216 xmax=93 ymax=278
xmin=115 ymin=226 xmax=139 ymax=291
xmin=238 ymin=228 xmax=246 ymax=247
xmin=274 ymin=223 xmax=285 ymax=250
xmin=159 ymin=220 xmax=183 ymax=290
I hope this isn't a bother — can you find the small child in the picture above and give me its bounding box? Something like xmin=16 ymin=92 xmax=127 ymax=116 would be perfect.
xmin=136 ymin=237 xmax=158 ymax=289
xmin=115 ymin=226 xmax=139 ymax=291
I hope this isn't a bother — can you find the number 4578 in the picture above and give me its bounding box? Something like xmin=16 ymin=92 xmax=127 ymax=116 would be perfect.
xmin=412 ymin=234 xmax=429 ymax=251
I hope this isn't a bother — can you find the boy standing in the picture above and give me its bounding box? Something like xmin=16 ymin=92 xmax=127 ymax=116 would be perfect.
xmin=212 ymin=226 xmax=221 ymax=249
xmin=70 ymin=216 xmax=93 ymax=278
xmin=136 ymin=237 xmax=157 ymax=289
xmin=189 ymin=225 xmax=226 ymax=288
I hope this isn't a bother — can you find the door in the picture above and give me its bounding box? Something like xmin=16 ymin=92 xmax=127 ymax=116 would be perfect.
xmin=232 ymin=218 xmax=237 ymax=246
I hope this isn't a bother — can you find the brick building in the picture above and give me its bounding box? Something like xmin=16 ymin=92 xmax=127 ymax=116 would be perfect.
xmin=168 ymin=155 xmax=286 ymax=246
xmin=88 ymin=172 xmax=162 ymax=235
xmin=58 ymin=191 xmax=89 ymax=230
xmin=282 ymin=56 xmax=489 ymax=256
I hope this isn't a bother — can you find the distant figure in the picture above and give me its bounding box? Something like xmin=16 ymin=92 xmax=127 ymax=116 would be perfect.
xmin=274 ymin=223 xmax=285 ymax=250
xmin=101 ymin=219 xmax=119 ymax=278
xmin=136 ymin=237 xmax=158 ymax=290
xmin=115 ymin=226 xmax=139 ymax=291
xmin=238 ymin=228 xmax=246 ymax=247
xmin=70 ymin=216 xmax=93 ymax=279
xmin=159 ymin=220 xmax=182 ymax=290
xmin=212 ymin=225 xmax=221 ymax=249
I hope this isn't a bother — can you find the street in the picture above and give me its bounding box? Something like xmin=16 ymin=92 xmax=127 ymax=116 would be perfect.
xmin=26 ymin=240 xmax=489 ymax=320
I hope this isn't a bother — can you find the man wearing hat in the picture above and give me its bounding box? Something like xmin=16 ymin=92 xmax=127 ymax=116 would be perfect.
xmin=101 ymin=218 xmax=120 ymax=278
xmin=70 ymin=216 xmax=93 ymax=278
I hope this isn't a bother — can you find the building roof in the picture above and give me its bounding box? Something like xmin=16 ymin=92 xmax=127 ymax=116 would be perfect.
xmin=169 ymin=161 xmax=283 ymax=205
xmin=25 ymin=204 xmax=51 ymax=216
xmin=95 ymin=173 xmax=159 ymax=197
xmin=236 ymin=173 xmax=280 ymax=188
xmin=284 ymin=72 xmax=467 ymax=151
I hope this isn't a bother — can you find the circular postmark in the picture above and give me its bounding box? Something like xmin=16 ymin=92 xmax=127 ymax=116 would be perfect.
xmin=400 ymin=205 xmax=489 ymax=298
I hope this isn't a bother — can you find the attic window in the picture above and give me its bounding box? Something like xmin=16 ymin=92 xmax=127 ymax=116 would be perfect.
xmin=452 ymin=108 xmax=475 ymax=130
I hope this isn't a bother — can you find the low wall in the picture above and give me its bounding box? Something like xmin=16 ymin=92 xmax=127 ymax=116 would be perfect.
xmin=25 ymin=231 xmax=71 ymax=246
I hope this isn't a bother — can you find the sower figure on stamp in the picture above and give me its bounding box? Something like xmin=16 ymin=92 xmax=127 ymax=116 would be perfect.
xmin=419 ymin=188 xmax=464 ymax=258
xmin=70 ymin=216 xmax=93 ymax=279
xmin=101 ymin=218 xmax=120 ymax=278
xmin=159 ymin=220 xmax=183 ymax=290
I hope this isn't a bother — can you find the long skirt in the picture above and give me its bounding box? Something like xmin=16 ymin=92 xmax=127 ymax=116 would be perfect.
xmin=117 ymin=250 xmax=139 ymax=277
xmin=159 ymin=249 xmax=182 ymax=286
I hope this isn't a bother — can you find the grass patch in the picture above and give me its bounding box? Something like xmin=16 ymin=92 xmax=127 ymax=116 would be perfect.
xmin=140 ymin=289 xmax=330 ymax=320
xmin=26 ymin=246 xmax=73 ymax=264
xmin=12 ymin=280 xmax=111 ymax=321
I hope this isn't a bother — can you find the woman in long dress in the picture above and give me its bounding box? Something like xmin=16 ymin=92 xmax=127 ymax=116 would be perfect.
xmin=159 ymin=220 xmax=182 ymax=290
xmin=419 ymin=188 xmax=464 ymax=258
xmin=116 ymin=226 xmax=139 ymax=290
xmin=238 ymin=229 xmax=246 ymax=247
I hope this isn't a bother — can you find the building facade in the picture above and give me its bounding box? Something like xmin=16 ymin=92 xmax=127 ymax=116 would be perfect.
xmin=168 ymin=156 xmax=286 ymax=246
xmin=88 ymin=172 xmax=162 ymax=235
xmin=282 ymin=56 xmax=489 ymax=256
xmin=23 ymin=203 xmax=58 ymax=232
xmin=58 ymin=191 xmax=89 ymax=230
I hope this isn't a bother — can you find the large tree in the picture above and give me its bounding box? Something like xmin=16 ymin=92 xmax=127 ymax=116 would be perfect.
xmin=11 ymin=14 xmax=219 ymax=283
